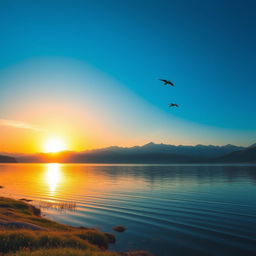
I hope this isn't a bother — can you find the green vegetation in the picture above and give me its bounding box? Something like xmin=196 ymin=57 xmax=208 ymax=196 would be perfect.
xmin=0 ymin=230 xmax=96 ymax=253
xmin=9 ymin=248 xmax=118 ymax=256
xmin=0 ymin=197 xmax=116 ymax=255
xmin=0 ymin=197 xmax=152 ymax=256
xmin=0 ymin=197 xmax=66 ymax=230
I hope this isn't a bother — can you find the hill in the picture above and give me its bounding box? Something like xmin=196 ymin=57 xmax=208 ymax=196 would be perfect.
xmin=0 ymin=154 xmax=17 ymax=163
xmin=216 ymin=144 xmax=256 ymax=163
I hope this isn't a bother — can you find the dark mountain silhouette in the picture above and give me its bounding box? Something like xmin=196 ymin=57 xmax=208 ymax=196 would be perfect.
xmin=12 ymin=142 xmax=247 ymax=163
xmin=215 ymin=143 xmax=256 ymax=163
xmin=248 ymin=143 xmax=256 ymax=148
xmin=128 ymin=142 xmax=243 ymax=157
xmin=0 ymin=155 xmax=17 ymax=163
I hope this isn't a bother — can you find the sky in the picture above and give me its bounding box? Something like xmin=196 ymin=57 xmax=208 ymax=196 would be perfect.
xmin=0 ymin=0 xmax=255 ymax=153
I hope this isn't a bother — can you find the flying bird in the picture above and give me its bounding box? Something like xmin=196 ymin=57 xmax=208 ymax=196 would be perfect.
xmin=169 ymin=103 xmax=179 ymax=107
xmin=159 ymin=79 xmax=175 ymax=86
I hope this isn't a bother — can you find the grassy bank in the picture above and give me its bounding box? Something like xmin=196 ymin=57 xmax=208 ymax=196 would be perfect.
xmin=0 ymin=197 xmax=152 ymax=256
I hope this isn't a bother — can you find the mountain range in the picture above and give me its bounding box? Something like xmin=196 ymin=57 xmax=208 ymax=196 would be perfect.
xmin=1 ymin=142 xmax=255 ymax=163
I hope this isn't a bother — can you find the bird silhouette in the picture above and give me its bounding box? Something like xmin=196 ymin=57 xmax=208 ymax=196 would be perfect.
xmin=159 ymin=79 xmax=175 ymax=86
xmin=169 ymin=103 xmax=179 ymax=107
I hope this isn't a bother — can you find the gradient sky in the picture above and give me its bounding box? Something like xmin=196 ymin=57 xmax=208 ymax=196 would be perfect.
xmin=0 ymin=0 xmax=255 ymax=153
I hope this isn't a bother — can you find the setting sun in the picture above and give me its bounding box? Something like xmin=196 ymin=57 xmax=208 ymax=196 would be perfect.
xmin=44 ymin=138 xmax=66 ymax=153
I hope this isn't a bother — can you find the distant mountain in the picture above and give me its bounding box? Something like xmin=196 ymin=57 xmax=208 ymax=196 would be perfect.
xmin=13 ymin=142 xmax=246 ymax=163
xmin=215 ymin=143 xmax=256 ymax=163
xmin=79 ymin=142 xmax=244 ymax=157
xmin=130 ymin=142 xmax=243 ymax=157
xmin=248 ymin=143 xmax=256 ymax=148
xmin=0 ymin=154 xmax=17 ymax=163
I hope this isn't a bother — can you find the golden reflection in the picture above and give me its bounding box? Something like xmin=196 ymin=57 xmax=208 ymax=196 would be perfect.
xmin=45 ymin=163 xmax=62 ymax=196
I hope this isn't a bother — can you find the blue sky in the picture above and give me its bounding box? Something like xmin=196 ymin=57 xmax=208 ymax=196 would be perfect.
xmin=0 ymin=0 xmax=255 ymax=150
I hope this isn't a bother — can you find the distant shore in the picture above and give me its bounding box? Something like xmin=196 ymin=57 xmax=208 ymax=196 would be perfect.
xmin=1 ymin=142 xmax=256 ymax=164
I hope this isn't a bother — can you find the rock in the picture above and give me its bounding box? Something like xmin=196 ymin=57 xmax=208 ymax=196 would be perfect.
xmin=112 ymin=225 xmax=126 ymax=232
xmin=104 ymin=232 xmax=116 ymax=243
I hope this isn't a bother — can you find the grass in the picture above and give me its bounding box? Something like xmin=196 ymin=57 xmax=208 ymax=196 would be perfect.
xmin=0 ymin=197 xmax=70 ymax=230
xmin=9 ymin=248 xmax=119 ymax=256
xmin=0 ymin=197 xmax=116 ymax=255
xmin=0 ymin=197 xmax=152 ymax=256
xmin=33 ymin=200 xmax=77 ymax=211
xmin=0 ymin=230 xmax=96 ymax=253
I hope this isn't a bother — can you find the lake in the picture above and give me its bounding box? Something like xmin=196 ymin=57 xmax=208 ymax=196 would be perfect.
xmin=0 ymin=164 xmax=256 ymax=256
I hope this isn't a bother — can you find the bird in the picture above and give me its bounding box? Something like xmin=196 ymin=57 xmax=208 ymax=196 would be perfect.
xmin=159 ymin=79 xmax=175 ymax=86
xmin=169 ymin=103 xmax=179 ymax=107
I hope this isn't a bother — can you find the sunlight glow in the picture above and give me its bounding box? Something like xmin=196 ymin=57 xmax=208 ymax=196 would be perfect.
xmin=44 ymin=138 xmax=66 ymax=153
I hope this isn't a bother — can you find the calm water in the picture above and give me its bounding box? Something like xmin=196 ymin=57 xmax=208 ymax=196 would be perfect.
xmin=0 ymin=164 xmax=256 ymax=256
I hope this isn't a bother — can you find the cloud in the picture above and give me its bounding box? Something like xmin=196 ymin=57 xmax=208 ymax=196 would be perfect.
xmin=0 ymin=119 xmax=44 ymax=132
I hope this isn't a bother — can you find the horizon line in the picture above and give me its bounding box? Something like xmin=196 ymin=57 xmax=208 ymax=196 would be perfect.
xmin=1 ymin=141 xmax=253 ymax=155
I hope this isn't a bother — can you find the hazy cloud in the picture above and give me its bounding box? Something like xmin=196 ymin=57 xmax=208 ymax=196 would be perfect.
xmin=0 ymin=119 xmax=44 ymax=132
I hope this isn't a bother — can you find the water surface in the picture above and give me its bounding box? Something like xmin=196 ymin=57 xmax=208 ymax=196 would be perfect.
xmin=0 ymin=164 xmax=256 ymax=256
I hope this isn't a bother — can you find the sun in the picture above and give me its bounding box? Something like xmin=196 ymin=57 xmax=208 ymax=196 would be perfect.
xmin=44 ymin=138 xmax=66 ymax=153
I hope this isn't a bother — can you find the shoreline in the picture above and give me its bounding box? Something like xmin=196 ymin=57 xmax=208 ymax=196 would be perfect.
xmin=0 ymin=197 xmax=153 ymax=256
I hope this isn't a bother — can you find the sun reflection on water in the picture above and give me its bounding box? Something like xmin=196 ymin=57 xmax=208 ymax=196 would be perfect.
xmin=45 ymin=163 xmax=62 ymax=196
